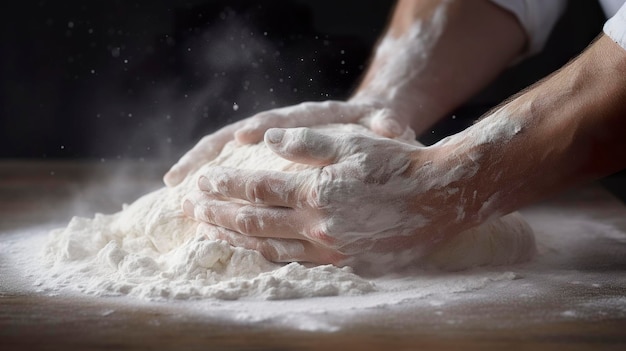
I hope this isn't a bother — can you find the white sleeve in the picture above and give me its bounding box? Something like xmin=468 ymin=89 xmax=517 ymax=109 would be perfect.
xmin=599 ymin=0 xmax=625 ymax=18
xmin=490 ymin=0 xmax=567 ymax=56
xmin=604 ymin=2 xmax=626 ymax=51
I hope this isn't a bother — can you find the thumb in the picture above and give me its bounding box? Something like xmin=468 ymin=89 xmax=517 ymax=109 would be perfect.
xmin=264 ymin=128 xmax=343 ymax=166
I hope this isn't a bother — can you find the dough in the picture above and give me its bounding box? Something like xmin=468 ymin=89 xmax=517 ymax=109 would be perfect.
xmin=421 ymin=211 xmax=535 ymax=271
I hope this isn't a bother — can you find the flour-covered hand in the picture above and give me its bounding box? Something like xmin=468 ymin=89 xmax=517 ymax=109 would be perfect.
xmin=164 ymin=100 xmax=410 ymax=187
xmin=183 ymin=127 xmax=466 ymax=267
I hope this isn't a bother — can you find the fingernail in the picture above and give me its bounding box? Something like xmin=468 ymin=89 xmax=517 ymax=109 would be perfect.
xmin=182 ymin=199 xmax=195 ymax=217
xmin=265 ymin=128 xmax=285 ymax=144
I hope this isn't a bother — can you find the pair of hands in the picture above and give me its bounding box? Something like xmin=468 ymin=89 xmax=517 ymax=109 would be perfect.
xmin=166 ymin=100 xmax=461 ymax=269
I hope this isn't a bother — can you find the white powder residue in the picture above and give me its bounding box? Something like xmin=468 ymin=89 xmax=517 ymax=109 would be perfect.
xmin=2 ymin=184 xmax=625 ymax=332
xmin=468 ymin=109 xmax=523 ymax=146
xmin=40 ymin=215 xmax=374 ymax=300
xmin=352 ymin=0 xmax=449 ymax=121
xmin=36 ymin=126 xmax=385 ymax=301
xmin=39 ymin=217 xmax=376 ymax=301
xmin=33 ymin=123 xmax=535 ymax=301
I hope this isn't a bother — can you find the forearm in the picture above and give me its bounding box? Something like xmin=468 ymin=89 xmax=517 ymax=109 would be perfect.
xmin=431 ymin=34 xmax=626 ymax=229
xmin=351 ymin=0 xmax=526 ymax=135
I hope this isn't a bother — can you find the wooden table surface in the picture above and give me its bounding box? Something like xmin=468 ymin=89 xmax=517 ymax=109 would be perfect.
xmin=1 ymin=160 xmax=626 ymax=351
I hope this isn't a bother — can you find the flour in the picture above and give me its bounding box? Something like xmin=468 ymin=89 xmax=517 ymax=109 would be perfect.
xmin=352 ymin=1 xmax=448 ymax=119
xmin=43 ymin=216 xmax=374 ymax=300
xmin=41 ymin=225 xmax=375 ymax=301
xmin=39 ymin=125 xmax=385 ymax=301
xmin=3 ymin=181 xmax=624 ymax=332
xmin=38 ymin=123 xmax=535 ymax=301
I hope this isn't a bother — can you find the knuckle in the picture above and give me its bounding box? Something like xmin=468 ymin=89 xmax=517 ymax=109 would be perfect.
xmin=245 ymin=178 xmax=265 ymax=203
xmin=305 ymin=185 xmax=324 ymax=209
xmin=209 ymin=172 xmax=230 ymax=193
xmin=282 ymin=129 xmax=308 ymax=154
xmin=200 ymin=206 xmax=216 ymax=223
xmin=235 ymin=206 xmax=261 ymax=234
xmin=257 ymin=242 xmax=278 ymax=262
xmin=306 ymin=169 xmax=331 ymax=208
xmin=290 ymin=126 xmax=308 ymax=140
xmin=375 ymin=107 xmax=393 ymax=119
xmin=307 ymin=225 xmax=336 ymax=247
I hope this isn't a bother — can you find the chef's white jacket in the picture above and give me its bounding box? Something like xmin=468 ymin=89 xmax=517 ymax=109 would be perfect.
xmin=490 ymin=0 xmax=626 ymax=54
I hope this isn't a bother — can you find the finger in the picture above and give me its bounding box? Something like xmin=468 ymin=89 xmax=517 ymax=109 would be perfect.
xmin=234 ymin=101 xmax=370 ymax=144
xmin=197 ymin=166 xmax=317 ymax=207
xmin=198 ymin=223 xmax=347 ymax=264
xmin=359 ymin=108 xmax=408 ymax=138
xmin=198 ymin=223 xmax=307 ymax=262
xmin=264 ymin=127 xmax=349 ymax=166
xmin=164 ymin=123 xmax=240 ymax=187
xmin=183 ymin=191 xmax=306 ymax=239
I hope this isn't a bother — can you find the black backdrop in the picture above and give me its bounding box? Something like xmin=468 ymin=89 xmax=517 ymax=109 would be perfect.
xmin=1 ymin=0 xmax=393 ymax=161
xmin=1 ymin=0 xmax=623 ymax=200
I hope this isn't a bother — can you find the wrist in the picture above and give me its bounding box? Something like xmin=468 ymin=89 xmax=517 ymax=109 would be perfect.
xmin=427 ymin=104 xmax=529 ymax=225
xmin=349 ymin=88 xmax=445 ymax=136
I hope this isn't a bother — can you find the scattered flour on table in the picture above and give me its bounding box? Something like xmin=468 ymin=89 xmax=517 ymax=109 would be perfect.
xmin=36 ymin=124 xmax=535 ymax=301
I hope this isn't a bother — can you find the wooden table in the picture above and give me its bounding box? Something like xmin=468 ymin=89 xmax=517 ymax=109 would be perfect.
xmin=1 ymin=161 xmax=626 ymax=350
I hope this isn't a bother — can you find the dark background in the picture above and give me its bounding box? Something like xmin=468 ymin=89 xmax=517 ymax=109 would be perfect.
xmin=1 ymin=0 xmax=624 ymax=200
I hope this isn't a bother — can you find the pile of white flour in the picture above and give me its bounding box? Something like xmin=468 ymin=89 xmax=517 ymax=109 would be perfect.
xmin=38 ymin=124 xmax=535 ymax=301
xmin=42 ymin=216 xmax=374 ymax=300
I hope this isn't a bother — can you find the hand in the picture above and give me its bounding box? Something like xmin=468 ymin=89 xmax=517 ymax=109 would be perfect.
xmin=164 ymin=100 xmax=411 ymax=187
xmin=182 ymin=127 xmax=465 ymax=271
